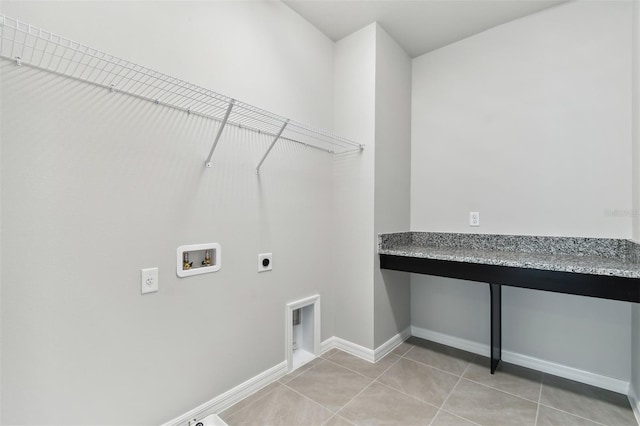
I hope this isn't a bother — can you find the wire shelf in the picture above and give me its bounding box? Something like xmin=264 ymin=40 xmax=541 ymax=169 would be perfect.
xmin=0 ymin=15 xmax=363 ymax=170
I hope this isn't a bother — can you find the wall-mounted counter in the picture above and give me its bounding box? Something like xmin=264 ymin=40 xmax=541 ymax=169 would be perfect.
xmin=378 ymin=232 xmax=640 ymax=373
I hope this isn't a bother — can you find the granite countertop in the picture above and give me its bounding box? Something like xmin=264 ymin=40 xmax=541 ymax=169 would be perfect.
xmin=378 ymin=232 xmax=640 ymax=279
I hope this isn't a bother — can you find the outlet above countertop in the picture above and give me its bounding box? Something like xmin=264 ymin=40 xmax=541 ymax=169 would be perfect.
xmin=378 ymin=232 xmax=640 ymax=279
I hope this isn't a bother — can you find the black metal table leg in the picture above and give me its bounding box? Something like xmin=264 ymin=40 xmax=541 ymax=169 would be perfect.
xmin=490 ymin=283 xmax=502 ymax=374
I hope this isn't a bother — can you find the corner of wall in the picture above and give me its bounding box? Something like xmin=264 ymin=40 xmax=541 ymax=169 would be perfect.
xmin=372 ymin=23 xmax=412 ymax=348
xmin=332 ymin=23 xmax=377 ymax=349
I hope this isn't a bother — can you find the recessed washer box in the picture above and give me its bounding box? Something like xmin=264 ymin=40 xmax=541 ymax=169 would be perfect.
xmin=177 ymin=243 xmax=221 ymax=277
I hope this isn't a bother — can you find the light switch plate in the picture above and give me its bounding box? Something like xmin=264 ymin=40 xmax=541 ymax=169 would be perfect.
xmin=141 ymin=268 xmax=159 ymax=294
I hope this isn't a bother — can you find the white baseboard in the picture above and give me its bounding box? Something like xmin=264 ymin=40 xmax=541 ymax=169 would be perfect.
xmin=321 ymin=328 xmax=411 ymax=364
xmin=411 ymin=326 xmax=490 ymax=357
xmin=374 ymin=327 xmax=411 ymax=361
xmin=161 ymin=361 xmax=288 ymax=426
xmin=629 ymin=386 xmax=640 ymax=425
xmin=411 ymin=326 xmax=630 ymax=395
xmin=321 ymin=336 xmax=375 ymax=362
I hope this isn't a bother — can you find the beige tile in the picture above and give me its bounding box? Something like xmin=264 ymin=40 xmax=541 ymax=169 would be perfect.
xmin=328 ymin=351 xmax=399 ymax=379
xmin=339 ymin=382 xmax=438 ymax=425
xmin=323 ymin=414 xmax=355 ymax=426
xmin=286 ymin=360 xmax=372 ymax=412
xmin=540 ymin=374 xmax=637 ymax=426
xmin=404 ymin=339 xmax=474 ymax=376
xmin=219 ymin=381 xmax=282 ymax=420
xmin=443 ymin=379 xmax=537 ymax=426
xmin=463 ymin=356 xmax=542 ymax=402
xmin=390 ymin=341 xmax=413 ymax=357
xmin=322 ymin=348 xmax=340 ymax=359
xmin=431 ymin=410 xmax=478 ymax=426
xmin=377 ymin=358 xmax=459 ymax=407
xmin=536 ymin=405 xmax=603 ymax=426
xmin=224 ymin=385 xmax=332 ymax=426
xmin=279 ymin=357 xmax=325 ymax=384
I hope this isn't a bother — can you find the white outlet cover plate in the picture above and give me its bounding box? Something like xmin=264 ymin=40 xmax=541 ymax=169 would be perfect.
xmin=141 ymin=267 xmax=159 ymax=294
xmin=470 ymin=212 xmax=480 ymax=227
xmin=258 ymin=253 xmax=273 ymax=272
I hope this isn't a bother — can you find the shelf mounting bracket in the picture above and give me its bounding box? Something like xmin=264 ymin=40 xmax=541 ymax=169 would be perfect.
xmin=256 ymin=119 xmax=289 ymax=174
xmin=205 ymin=99 xmax=235 ymax=168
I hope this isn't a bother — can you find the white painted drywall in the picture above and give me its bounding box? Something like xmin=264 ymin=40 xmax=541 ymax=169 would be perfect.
xmin=0 ymin=2 xmax=335 ymax=424
xmin=373 ymin=25 xmax=412 ymax=348
xmin=411 ymin=1 xmax=633 ymax=381
xmin=332 ymin=23 xmax=377 ymax=349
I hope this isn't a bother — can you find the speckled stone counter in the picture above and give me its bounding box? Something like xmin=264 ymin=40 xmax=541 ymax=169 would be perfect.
xmin=378 ymin=232 xmax=640 ymax=279
xmin=378 ymin=232 xmax=640 ymax=374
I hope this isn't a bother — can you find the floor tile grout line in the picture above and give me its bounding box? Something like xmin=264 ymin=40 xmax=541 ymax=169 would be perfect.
xmin=218 ymin=381 xmax=283 ymax=421
xmin=534 ymin=372 xmax=544 ymax=426
xmin=323 ymin=352 xmax=401 ymax=381
xmin=538 ymin=373 xmax=624 ymax=426
xmin=400 ymin=355 xmax=464 ymax=380
xmin=460 ymin=376 xmax=541 ymax=404
xmin=373 ymin=378 xmax=442 ymax=411
xmin=279 ymin=359 xmax=322 ymax=385
xmin=333 ymin=353 xmax=404 ymax=419
xmin=371 ymin=357 xmax=468 ymax=409
xmin=537 ymin=402 xmax=610 ymax=426
xmin=284 ymin=350 xmax=401 ymax=418
xmin=281 ymin=379 xmax=343 ymax=417
xmin=321 ymin=413 xmax=356 ymax=426
xmin=227 ymin=358 xmax=329 ymax=422
xmin=437 ymin=408 xmax=484 ymax=426
xmin=402 ymin=353 xmax=471 ymax=378
xmin=400 ymin=341 xmax=481 ymax=378
xmin=391 ymin=343 xmax=414 ymax=358
xmin=429 ymin=360 xmax=474 ymax=426
xmin=286 ymin=348 xmax=406 ymax=421
xmin=333 ymin=380 xmax=376 ymax=421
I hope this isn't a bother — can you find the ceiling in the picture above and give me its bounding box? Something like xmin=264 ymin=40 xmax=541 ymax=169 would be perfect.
xmin=283 ymin=0 xmax=567 ymax=58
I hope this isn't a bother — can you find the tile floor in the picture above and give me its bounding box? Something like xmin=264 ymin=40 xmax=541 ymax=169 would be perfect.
xmin=219 ymin=337 xmax=638 ymax=426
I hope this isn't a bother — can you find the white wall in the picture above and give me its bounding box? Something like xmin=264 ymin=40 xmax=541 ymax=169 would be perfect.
xmin=373 ymin=25 xmax=412 ymax=348
xmin=411 ymin=1 xmax=633 ymax=382
xmin=0 ymin=1 xmax=333 ymax=129
xmin=0 ymin=2 xmax=336 ymax=424
xmin=332 ymin=24 xmax=377 ymax=349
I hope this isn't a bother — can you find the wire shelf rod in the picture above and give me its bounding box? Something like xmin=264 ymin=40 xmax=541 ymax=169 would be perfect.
xmin=256 ymin=119 xmax=289 ymax=174
xmin=204 ymin=100 xmax=235 ymax=168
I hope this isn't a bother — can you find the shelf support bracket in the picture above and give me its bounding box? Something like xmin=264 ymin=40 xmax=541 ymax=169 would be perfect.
xmin=205 ymin=99 xmax=235 ymax=168
xmin=256 ymin=119 xmax=289 ymax=174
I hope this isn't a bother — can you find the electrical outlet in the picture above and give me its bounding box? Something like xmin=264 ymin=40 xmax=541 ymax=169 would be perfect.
xmin=470 ymin=212 xmax=480 ymax=227
xmin=141 ymin=268 xmax=158 ymax=294
xmin=258 ymin=253 xmax=272 ymax=272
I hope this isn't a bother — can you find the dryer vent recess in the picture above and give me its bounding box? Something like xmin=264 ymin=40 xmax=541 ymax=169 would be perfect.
xmin=177 ymin=243 xmax=221 ymax=277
